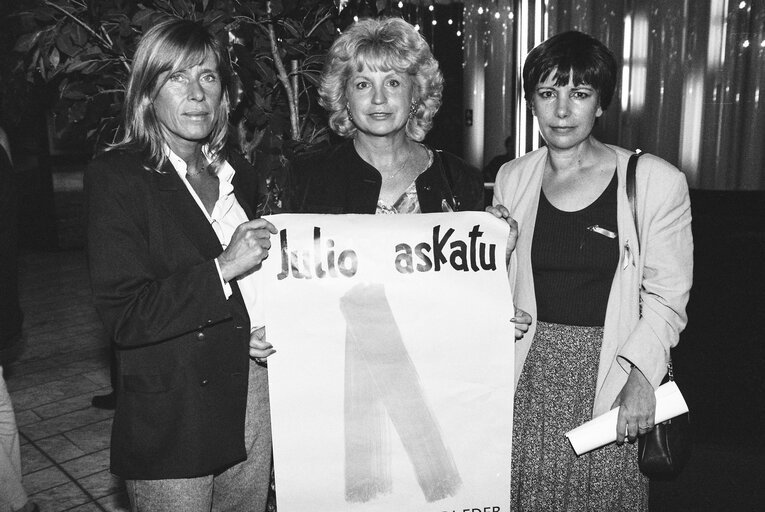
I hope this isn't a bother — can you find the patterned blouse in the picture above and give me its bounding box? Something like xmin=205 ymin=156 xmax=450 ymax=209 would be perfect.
xmin=375 ymin=149 xmax=446 ymax=214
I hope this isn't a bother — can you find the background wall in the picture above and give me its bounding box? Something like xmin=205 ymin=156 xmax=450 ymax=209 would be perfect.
xmin=468 ymin=0 xmax=765 ymax=190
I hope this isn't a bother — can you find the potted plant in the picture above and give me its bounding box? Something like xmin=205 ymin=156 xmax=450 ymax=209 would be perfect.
xmin=11 ymin=0 xmax=342 ymax=214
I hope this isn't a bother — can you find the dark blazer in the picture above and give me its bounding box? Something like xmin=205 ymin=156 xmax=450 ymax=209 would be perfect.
xmin=85 ymin=148 xmax=260 ymax=479
xmin=288 ymin=140 xmax=484 ymax=214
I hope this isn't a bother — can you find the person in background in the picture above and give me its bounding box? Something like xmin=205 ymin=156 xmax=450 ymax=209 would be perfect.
xmin=490 ymin=31 xmax=693 ymax=510
xmin=482 ymin=134 xmax=514 ymax=184
xmin=0 ymin=126 xmax=39 ymax=512
xmin=85 ymin=19 xmax=276 ymax=511
xmin=0 ymin=126 xmax=23 ymax=358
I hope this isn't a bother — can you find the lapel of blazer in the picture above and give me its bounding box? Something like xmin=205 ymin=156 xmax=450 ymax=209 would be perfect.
xmin=344 ymin=145 xmax=380 ymax=213
xmin=229 ymin=151 xmax=257 ymax=220
xmin=154 ymin=161 xmax=224 ymax=261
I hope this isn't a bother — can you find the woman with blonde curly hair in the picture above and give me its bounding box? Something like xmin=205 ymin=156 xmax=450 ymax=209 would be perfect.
xmin=289 ymin=16 xmax=484 ymax=215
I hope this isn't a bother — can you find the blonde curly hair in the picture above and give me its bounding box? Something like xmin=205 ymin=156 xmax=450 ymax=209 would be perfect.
xmin=319 ymin=17 xmax=443 ymax=141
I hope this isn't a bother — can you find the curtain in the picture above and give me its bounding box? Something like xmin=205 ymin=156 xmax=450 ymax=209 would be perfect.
xmin=547 ymin=0 xmax=765 ymax=189
xmin=460 ymin=0 xmax=765 ymax=189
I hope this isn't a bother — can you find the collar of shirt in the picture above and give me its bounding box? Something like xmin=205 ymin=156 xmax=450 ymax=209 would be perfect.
xmin=162 ymin=146 xmax=262 ymax=322
xmin=164 ymin=145 xmax=236 ymax=192
xmin=164 ymin=145 xmax=239 ymax=241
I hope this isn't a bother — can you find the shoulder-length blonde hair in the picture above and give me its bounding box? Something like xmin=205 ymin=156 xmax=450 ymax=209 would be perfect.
xmin=319 ymin=17 xmax=443 ymax=141
xmin=109 ymin=19 xmax=233 ymax=172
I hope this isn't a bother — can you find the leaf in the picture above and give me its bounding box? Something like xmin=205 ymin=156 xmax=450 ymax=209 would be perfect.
xmin=303 ymin=54 xmax=327 ymax=67
xmin=80 ymin=44 xmax=106 ymax=58
xmin=71 ymin=23 xmax=89 ymax=47
xmin=33 ymin=5 xmax=60 ymax=23
xmin=302 ymin=71 xmax=321 ymax=88
xmin=246 ymin=105 xmax=269 ymax=128
xmin=252 ymin=60 xmax=276 ymax=83
xmin=55 ymin=23 xmax=87 ymax=57
xmin=118 ymin=17 xmax=133 ymax=38
xmin=14 ymin=31 xmax=44 ymax=53
xmin=245 ymin=1 xmax=268 ymax=16
xmin=170 ymin=0 xmax=190 ymax=16
xmin=281 ymin=41 xmax=307 ymax=59
xmin=37 ymin=52 xmax=47 ymax=81
xmin=65 ymin=58 xmax=104 ymax=74
xmin=278 ymin=20 xmax=301 ymax=39
xmin=132 ymin=9 xmax=167 ymax=32
xmin=49 ymin=47 xmax=61 ymax=68
xmin=61 ymin=82 xmax=90 ymax=100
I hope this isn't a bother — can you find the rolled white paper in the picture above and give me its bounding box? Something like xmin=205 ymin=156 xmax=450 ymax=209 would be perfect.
xmin=564 ymin=381 xmax=689 ymax=456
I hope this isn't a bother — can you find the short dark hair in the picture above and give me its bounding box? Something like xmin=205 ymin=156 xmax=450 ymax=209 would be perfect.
xmin=522 ymin=31 xmax=617 ymax=110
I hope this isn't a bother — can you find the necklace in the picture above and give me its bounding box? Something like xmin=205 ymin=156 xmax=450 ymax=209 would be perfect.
xmin=384 ymin=150 xmax=412 ymax=181
xmin=353 ymin=138 xmax=414 ymax=181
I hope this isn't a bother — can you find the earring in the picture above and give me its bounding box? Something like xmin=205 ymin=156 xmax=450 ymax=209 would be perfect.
xmin=346 ymin=104 xmax=354 ymax=123
xmin=409 ymin=100 xmax=418 ymax=119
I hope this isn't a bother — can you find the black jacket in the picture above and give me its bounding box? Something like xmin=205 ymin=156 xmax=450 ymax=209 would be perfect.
xmin=85 ymin=148 xmax=260 ymax=479
xmin=288 ymin=140 xmax=484 ymax=214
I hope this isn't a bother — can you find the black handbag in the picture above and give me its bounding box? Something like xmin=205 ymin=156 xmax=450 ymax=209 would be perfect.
xmin=637 ymin=360 xmax=691 ymax=478
xmin=626 ymin=152 xmax=692 ymax=479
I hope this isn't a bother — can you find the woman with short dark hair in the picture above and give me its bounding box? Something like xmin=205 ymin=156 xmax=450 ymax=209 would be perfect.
xmin=490 ymin=31 xmax=693 ymax=509
xmin=86 ymin=19 xmax=276 ymax=511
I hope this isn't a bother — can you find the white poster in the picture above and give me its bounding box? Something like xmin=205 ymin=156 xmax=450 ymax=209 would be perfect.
xmin=261 ymin=212 xmax=515 ymax=512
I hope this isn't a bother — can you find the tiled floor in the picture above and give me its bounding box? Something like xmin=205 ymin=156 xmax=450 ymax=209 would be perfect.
xmin=4 ymin=249 xmax=129 ymax=512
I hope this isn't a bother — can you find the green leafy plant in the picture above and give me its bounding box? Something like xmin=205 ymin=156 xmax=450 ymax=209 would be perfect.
xmin=11 ymin=0 xmax=342 ymax=213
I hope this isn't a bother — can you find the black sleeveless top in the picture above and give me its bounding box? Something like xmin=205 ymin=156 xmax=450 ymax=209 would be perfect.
xmin=531 ymin=171 xmax=620 ymax=326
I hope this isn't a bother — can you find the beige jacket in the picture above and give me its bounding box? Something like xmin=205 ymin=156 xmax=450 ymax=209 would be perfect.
xmin=494 ymin=144 xmax=693 ymax=416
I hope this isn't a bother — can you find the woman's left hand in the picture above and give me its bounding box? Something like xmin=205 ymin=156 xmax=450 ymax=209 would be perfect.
xmin=511 ymin=308 xmax=532 ymax=340
xmin=249 ymin=326 xmax=276 ymax=362
xmin=612 ymin=366 xmax=656 ymax=445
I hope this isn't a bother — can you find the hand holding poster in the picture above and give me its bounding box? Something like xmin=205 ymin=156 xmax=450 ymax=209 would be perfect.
xmin=260 ymin=212 xmax=516 ymax=512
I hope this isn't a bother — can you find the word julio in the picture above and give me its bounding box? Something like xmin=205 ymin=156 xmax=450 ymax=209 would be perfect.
xmin=277 ymin=225 xmax=498 ymax=280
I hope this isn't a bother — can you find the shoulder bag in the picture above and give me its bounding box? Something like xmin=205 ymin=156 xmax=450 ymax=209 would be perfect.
xmin=627 ymin=151 xmax=692 ymax=479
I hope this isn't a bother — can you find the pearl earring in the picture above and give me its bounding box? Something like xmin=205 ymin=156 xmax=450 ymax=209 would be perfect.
xmin=346 ymin=104 xmax=354 ymax=123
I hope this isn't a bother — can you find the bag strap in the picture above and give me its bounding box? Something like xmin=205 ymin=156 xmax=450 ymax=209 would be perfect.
xmin=626 ymin=151 xmax=645 ymax=253
xmin=627 ymin=151 xmax=675 ymax=380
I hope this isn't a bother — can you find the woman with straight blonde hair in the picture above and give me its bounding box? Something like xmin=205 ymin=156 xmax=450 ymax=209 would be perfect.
xmin=86 ymin=19 xmax=276 ymax=511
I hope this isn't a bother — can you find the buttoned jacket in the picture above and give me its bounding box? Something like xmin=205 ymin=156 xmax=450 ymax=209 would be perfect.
xmin=85 ymin=148 xmax=260 ymax=479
